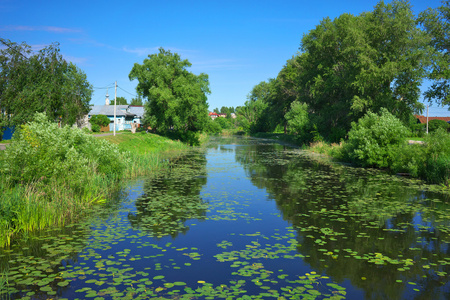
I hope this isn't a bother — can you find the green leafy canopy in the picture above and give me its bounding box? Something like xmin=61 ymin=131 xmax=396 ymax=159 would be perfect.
xmin=129 ymin=48 xmax=210 ymax=144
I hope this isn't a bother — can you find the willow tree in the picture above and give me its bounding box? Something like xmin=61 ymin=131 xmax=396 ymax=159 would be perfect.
xmin=129 ymin=48 xmax=210 ymax=143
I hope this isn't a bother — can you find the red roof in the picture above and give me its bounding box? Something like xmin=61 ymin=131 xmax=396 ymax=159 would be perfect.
xmin=209 ymin=112 xmax=219 ymax=116
xmin=415 ymin=115 xmax=450 ymax=124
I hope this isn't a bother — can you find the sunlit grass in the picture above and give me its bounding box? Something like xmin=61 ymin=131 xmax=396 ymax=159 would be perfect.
xmin=0 ymin=130 xmax=192 ymax=247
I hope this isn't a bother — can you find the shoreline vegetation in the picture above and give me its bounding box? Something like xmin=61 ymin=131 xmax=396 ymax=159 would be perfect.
xmin=0 ymin=113 xmax=191 ymax=248
xmin=251 ymin=129 xmax=450 ymax=194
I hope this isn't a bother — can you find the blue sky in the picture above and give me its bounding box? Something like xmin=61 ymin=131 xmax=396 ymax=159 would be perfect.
xmin=1 ymin=0 xmax=448 ymax=116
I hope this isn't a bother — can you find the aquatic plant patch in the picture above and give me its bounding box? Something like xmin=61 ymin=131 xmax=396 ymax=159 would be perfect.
xmin=1 ymin=137 xmax=449 ymax=299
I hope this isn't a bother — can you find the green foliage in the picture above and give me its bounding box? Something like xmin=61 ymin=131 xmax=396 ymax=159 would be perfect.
xmin=89 ymin=114 xmax=110 ymax=127
xmin=285 ymin=101 xmax=309 ymax=135
xmin=418 ymin=1 xmax=450 ymax=106
xmin=129 ymin=48 xmax=210 ymax=144
xmin=236 ymin=80 xmax=273 ymax=133
xmin=0 ymin=39 xmax=93 ymax=127
xmin=214 ymin=117 xmax=233 ymax=130
xmin=391 ymin=129 xmax=450 ymax=184
xmin=428 ymin=119 xmax=449 ymax=132
xmin=242 ymin=0 xmax=433 ymax=139
xmin=130 ymin=95 xmax=144 ymax=106
xmin=345 ymin=108 xmax=410 ymax=168
xmin=114 ymin=96 xmax=128 ymax=105
xmin=1 ymin=113 xmax=127 ymax=187
xmin=91 ymin=124 xmax=101 ymax=132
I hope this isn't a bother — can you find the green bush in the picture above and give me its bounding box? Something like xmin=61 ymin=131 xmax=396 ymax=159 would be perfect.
xmin=428 ymin=119 xmax=449 ymax=133
xmin=390 ymin=143 xmax=426 ymax=177
xmin=91 ymin=124 xmax=101 ymax=132
xmin=89 ymin=114 xmax=110 ymax=127
xmin=345 ymin=108 xmax=410 ymax=168
xmin=204 ymin=118 xmax=222 ymax=134
xmin=1 ymin=112 xmax=128 ymax=187
xmin=285 ymin=101 xmax=309 ymax=135
xmin=410 ymin=123 xmax=426 ymax=137
xmin=390 ymin=128 xmax=450 ymax=184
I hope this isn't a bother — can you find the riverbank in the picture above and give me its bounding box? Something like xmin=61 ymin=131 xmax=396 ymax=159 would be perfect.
xmin=252 ymin=131 xmax=450 ymax=191
xmin=0 ymin=125 xmax=191 ymax=248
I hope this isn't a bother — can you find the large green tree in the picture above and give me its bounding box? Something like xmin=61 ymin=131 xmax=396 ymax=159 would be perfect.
xmin=0 ymin=39 xmax=93 ymax=128
xmin=129 ymin=48 xmax=210 ymax=140
xmin=419 ymin=0 xmax=450 ymax=106
xmin=298 ymin=0 xmax=430 ymax=140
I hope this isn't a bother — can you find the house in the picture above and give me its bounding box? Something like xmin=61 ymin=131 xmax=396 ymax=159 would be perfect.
xmin=209 ymin=112 xmax=219 ymax=120
xmin=415 ymin=115 xmax=450 ymax=124
xmin=218 ymin=113 xmax=227 ymax=118
xmin=129 ymin=105 xmax=145 ymax=125
xmin=88 ymin=105 xmax=137 ymax=131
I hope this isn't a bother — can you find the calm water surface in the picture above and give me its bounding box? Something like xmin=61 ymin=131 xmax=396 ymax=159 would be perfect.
xmin=1 ymin=136 xmax=449 ymax=299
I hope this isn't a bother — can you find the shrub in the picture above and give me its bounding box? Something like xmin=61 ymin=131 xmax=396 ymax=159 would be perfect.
xmin=204 ymin=118 xmax=222 ymax=134
xmin=390 ymin=143 xmax=426 ymax=177
xmin=89 ymin=114 xmax=110 ymax=127
xmin=214 ymin=117 xmax=232 ymax=130
xmin=345 ymin=108 xmax=410 ymax=168
xmin=428 ymin=119 xmax=449 ymax=133
xmin=1 ymin=112 xmax=127 ymax=187
xmin=390 ymin=128 xmax=450 ymax=184
xmin=91 ymin=124 xmax=101 ymax=132
xmin=285 ymin=101 xmax=309 ymax=135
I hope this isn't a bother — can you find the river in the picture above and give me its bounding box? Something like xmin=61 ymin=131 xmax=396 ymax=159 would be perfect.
xmin=0 ymin=136 xmax=449 ymax=299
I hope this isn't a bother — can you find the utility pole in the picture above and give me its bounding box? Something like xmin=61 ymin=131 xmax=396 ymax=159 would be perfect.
xmin=114 ymin=81 xmax=117 ymax=136
xmin=426 ymin=105 xmax=429 ymax=134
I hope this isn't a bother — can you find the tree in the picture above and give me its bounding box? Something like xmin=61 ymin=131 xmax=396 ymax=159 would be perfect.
xmin=285 ymin=101 xmax=309 ymax=135
xmin=63 ymin=63 xmax=94 ymax=126
xmin=266 ymin=55 xmax=304 ymax=133
xmin=418 ymin=0 xmax=450 ymax=106
xmin=236 ymin=81 xmax=273 ymax=133
xmin=114 ymin=96 xmax=128 ymax=105
xmin=130 ymin=95 xmax=144 ymax=106
xmin=0 ymin=39 xmax=93 ymax=128
xmin=129 ymin=48 xmax=210 ymax=143
xmin=295 ymin=0 xmax=430 ymax=140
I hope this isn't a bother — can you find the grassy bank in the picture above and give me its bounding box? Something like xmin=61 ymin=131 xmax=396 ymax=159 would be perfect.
xmin=0 ymin=116 xmax=191 ymax=248
xmin=252 ymin=130 xmax=450 ymax=188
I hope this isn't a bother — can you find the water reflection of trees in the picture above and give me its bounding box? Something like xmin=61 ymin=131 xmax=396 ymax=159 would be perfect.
xmin=235 ymin=142 xmax=449 ymax=300
xmin=128 ymin=152 xmax=208 ymax=238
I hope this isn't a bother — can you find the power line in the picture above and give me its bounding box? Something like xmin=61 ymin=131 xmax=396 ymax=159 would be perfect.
xmin=93 ymin=83 xmax=115 ymax=90
xmin=117 ymin=86 xmax=137 ymax=98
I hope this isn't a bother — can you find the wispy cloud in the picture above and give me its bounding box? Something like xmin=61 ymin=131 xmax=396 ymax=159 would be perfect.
xmin=63 ymin=55 xmax=88 ymax=65
xmin=0 ymin=25 xmax=82 ymax=33
xmin=122 ymin=46 xmax=159 ymax=56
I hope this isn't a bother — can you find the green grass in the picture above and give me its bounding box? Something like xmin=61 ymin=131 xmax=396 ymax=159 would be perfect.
xmin=0 ymin=130 xmax=192 ymax=248
xmin=98 ymin=131 xmax=190 ymax=155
